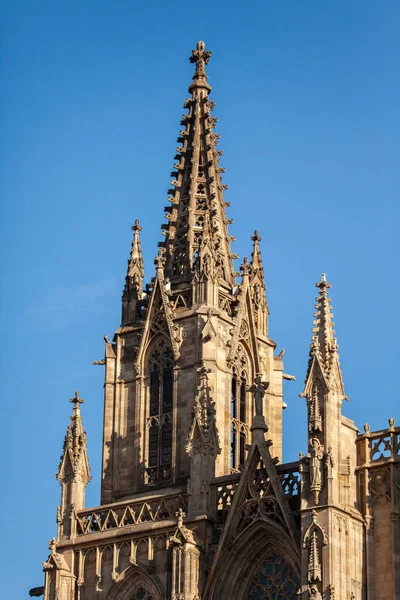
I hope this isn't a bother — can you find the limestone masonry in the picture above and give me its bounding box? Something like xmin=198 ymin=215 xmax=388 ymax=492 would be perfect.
xmin=37 ymin=42 xmax=399 ymax=600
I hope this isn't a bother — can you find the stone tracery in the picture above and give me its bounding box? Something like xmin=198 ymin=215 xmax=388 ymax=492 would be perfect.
xmin=247 ymin=552 xmax=300 ymax=600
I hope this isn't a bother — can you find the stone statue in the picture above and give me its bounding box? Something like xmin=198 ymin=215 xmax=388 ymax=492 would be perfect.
xmin=309 ymin=584 xmax=322 ymax=600
xmin=310 ymin=438 xmax=324 ymax=505
xmin=248 ymin=374 xmax=269 ymax=416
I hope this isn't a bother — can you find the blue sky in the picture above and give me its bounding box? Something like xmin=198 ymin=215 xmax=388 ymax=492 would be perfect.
xmin=1 ymin=1 xmax=399 ymax=597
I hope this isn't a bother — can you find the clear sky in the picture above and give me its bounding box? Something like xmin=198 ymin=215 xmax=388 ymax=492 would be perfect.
xmin=1 ymin=1 xmax=399 ymax=597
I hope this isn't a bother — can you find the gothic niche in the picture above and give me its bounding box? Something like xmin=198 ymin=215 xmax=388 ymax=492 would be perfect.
xmin=145 ymin=338 xmax=174 ymax=484
xmin=247 ymin=551 xmax=300 ymax=599
xmin=308 ymin=380 xmax=322 ymax=433
xmin=303 ymin=510 xmax=328 ymax=600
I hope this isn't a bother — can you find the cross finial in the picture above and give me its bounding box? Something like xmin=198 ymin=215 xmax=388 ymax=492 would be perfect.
xmin=70 ymin=391 xmax=84 ymax=409
xmin=251 ymin=230 xmax=262 ymax=243
xmin=189 ymin=41 xmax=212 ymax=93
xmin=154 ymin=247 xmax=166 ymax=270
xmin=132 ymin=219 xmax=142 ymax=233
xmin=48 ymin=537 xmax=57 ymax=554
xmin=316 ymin=272 xmax=331 ymax=290
xmin=240 ymin=256 xmax=250 ymax=276
xmin=176 ymin=508 xmax=186 ymax=527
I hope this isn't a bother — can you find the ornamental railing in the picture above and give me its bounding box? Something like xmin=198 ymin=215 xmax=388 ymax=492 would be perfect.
xmin=357 ymin=421 xmax=400 ymax=467
xmin=76 ymin=493 xmax=188 ymax=535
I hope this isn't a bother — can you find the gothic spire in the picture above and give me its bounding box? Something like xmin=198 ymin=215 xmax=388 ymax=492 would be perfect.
xmin=57 ymin=391 xmax=91 ymax=486
xmin=161 ymin=41 xmax=237 ymax=286
xmin=56 ymin=392 xmax=91 ymax=537
xmin=122 ymin=220 xmax=144 ymax=324
xmin=304 ymin=274 xmax=344 ymax=391
xmin=249 ymin=230 xmax=268 ymax=335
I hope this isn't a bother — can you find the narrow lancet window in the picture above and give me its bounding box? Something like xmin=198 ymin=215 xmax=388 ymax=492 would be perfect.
xmin=230 ymin=344 xmax=250 ymax=471
xmin=146 ymin=338 xmax=174 ymax=484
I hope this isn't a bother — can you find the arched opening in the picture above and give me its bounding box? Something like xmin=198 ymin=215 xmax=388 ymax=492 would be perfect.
xmin=230 ymin=343 xmax=250 ymax=471
xmin=207 ymin=521 xmax=300 ymax=600
xmin=145 ymin=337 xmax=174 ymax=484
xmin=105 ymin=565 xmax=163 ymax=600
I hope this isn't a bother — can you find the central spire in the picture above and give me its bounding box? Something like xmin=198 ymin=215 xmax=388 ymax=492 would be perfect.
xmin=161 ymin=41 xmax=236 ymax=286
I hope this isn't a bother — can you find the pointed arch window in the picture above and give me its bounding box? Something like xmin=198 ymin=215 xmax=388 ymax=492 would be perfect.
xmin=146 ymin=338 xmax=174 ymax=484
xmin=230 ymin=344 xmax=250 ymax=471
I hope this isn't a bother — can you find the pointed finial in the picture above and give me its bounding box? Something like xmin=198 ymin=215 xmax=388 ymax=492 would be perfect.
xmin=176 ymin=508 xmax=186 ymax=527
xmin=251 ymin=230 xmax=262 ymax=243
xmin=189 ymin=41 xmax=212 ymax=93
xmin=316 ymin=272 xmax=331 ymax=290
xmin=240 ymin=256 xmax=250 ymax=276
xmin=132 ymin=219 xmax=142 ymax=233
xmin=128 ymin=219 xmax=144 ymax=275
xmin=154 ymin=247 xmax=166 ymax=270
xmin=48 ymin=537 xmax=57 ymax=554
xmin=70 ymin=391 xmax=84 ymax=410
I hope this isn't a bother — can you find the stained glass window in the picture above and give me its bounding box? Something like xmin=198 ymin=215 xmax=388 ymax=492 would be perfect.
xmin=132 ymin=587 xmax=153 ymax=600
xmin=248 ymin=552 xmax=300 ymax=600
xmin=146 ymin=338 xmax=174 ymax=483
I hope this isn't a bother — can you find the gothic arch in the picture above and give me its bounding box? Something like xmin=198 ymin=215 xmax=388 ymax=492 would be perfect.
xmin=230 ymin=341 xmax=253 ymax=470
xmin=105 ymin=565 xmax=163 ymax=600
xmin=207 ymin=519 xmax=300 ymax=599
xmin=143 ymin=336 xmax=174 ymax=484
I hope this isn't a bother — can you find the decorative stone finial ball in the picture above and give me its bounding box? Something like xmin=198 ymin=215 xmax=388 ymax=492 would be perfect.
xmin=197 ymin=41 xmax=205 ymax=51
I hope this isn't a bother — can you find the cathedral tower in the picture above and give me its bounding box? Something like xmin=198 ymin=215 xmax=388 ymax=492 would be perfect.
xmin=36 ymin=42 xmax=399 ymax=600
xmin=100 ymin=40 xmax=285 ymax=507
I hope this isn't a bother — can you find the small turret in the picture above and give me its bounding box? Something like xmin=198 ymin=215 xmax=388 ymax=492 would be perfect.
xmin=249 ymin=230 xmax=268 ymax=335
xmin=122 ymin=219 xmax=144 ymax=325
xmin=305 ymin=273 xmax=343 ymax=390
xmin=56 ymin=392 xmax=91 ymax=538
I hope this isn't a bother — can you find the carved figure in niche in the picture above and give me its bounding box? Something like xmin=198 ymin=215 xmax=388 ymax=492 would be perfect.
xmin=248 ymin=374 xmax=269 ymax=416
xmin=132 ymin=273 xmax=141 ymax=299
xmin=310 ymin=438 xmax=324 ymax=505
xmin=309 ymin=382 xmax=322 ymax=432
xmin=202 ymin=254 xmax=211 ymax=278
xmin=253 ymin=284 xmax=261 ymax=309
xmin=309 ymin=584 xmax=322 ymax=600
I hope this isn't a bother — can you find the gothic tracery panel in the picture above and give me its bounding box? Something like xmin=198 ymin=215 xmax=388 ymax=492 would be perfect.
xmin=247 ymin=552 xmax=300 ymax=599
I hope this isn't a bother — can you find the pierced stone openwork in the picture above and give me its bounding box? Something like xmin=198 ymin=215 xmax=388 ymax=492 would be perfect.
xmin=146 ymin=338 xmax=174 ymax=484
xmin=230 ymin=343 xmax=250 ymax=471
xmin=232 ymin=455 xmax=286 ymax=539
xmin=247 ymin=552 xmax=300 ymax=599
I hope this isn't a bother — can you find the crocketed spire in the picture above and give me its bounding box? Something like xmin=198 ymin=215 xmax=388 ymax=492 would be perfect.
xmin=249 ymin=230 xmax=268 ymax=334
xmin=57 ymin=391 xmax=91 ymax=486
xmin=122 ymin=219 xmax=145 ymax=324
xmin=305 ymin=274 xmax=344 ymax=390
xmin=161 ymin=41 xmax=237 ymax=285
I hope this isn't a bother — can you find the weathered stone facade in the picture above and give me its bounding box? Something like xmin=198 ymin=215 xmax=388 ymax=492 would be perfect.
xmin=37 ymin=42 xmax=399 ymax=600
